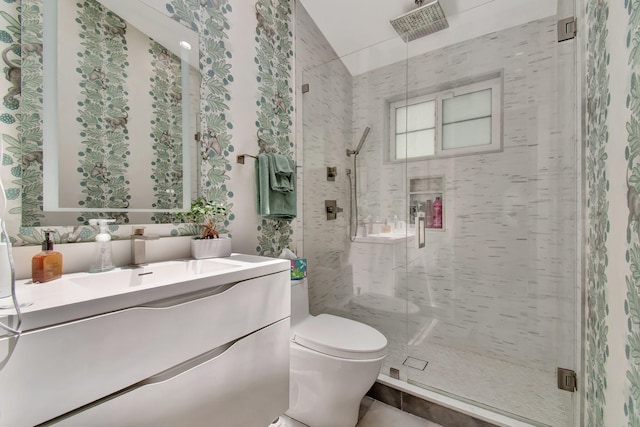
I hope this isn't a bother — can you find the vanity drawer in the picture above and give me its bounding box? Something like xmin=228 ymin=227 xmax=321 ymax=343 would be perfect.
xmin=56 ymin=319 xmax=290 ymax=427
xmin=0 ymin=270 xmax=289 ymax=427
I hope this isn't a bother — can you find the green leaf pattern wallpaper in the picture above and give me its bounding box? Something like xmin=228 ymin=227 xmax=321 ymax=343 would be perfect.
xmin=254 ymin=0 xmax=294 ymax=257
xmin=585 ymin=0 xmax=640 ymax=425
xmin=73 ymin=0 xmax=131 ymax=221
xmin=585 ymin=1 xmax=610 ymax=425
xmin=168 ymin=0 xmax=235 ymax=238
xmin=19 ymin=0 xmax=43 ymax=227
xmin=625 ymin=0 xmax=640 ymax=425
xmin=0 ymin=0 xmax=23 ymax=238
xmin=1 ymin=0 xmax=294 ymax=257
xmin=148 ymin=40 xmax=183 ymax=223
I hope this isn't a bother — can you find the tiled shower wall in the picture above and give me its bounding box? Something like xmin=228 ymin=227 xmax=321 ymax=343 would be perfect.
xmin=301 ymin=15 xmax=577 ymax=373
xmin=296 ymin=2 xmax=356 ymax=314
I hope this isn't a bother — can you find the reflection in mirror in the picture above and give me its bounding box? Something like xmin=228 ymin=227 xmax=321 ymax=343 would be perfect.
xmin=42 ymin=0 xmax=199 ymax=222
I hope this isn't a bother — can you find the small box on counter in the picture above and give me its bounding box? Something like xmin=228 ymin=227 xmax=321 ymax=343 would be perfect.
xmin=290 ymin=258 xmax=307 ymax=280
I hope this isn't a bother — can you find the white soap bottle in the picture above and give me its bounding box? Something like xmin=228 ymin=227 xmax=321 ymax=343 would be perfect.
xmin=89 ymin=219 xmax=116 ymax=273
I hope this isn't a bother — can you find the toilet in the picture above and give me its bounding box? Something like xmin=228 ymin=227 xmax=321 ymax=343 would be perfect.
xmin=286 ymin=278 xmax=387 ymax=427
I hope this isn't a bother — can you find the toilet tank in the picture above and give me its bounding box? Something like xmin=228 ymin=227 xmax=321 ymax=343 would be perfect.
xmin=290 ymin=279 xmax=310 ymax=326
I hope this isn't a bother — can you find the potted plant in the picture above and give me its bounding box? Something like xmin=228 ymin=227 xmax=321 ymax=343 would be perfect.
xmin=178 ymin=197 xmax=231 ymax=259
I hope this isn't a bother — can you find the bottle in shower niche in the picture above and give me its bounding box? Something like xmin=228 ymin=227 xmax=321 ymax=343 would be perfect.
xmin=432 ymin=197 xmax=443 ymax=229
xmin=425 ymin=200 xmax=434 ymax=228
xmin=32 ymin=232 xmax=63 ymax=283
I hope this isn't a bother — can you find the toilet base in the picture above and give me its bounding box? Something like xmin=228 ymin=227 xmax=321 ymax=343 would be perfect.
xmin=287 ymin=343 xmax=384 ymax=427
xmin=268 ymin=417 xmax=283 ymax=427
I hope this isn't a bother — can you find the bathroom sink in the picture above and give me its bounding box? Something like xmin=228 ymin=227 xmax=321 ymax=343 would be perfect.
xmin=5 ymin=254 xmax=290 ymax=332
xmin=68 ymin=259 xmax=241 ymax=290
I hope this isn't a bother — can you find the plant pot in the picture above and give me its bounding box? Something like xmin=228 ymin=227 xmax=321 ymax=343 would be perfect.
xmin=190 ymin=237 xmax=232 ymax=259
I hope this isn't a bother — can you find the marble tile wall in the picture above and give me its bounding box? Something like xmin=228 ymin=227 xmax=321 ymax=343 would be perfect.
xmin=298 ymin=18 xmax=577 ymax=370
xmin=295 ymin=2 xmax=355 ymax=315
xmin=349 ymin=16 xmax=577 ymax=373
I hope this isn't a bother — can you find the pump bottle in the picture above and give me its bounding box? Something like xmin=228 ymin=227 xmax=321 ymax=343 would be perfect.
xmin=32 ymin=232 xmax=63 ymax=283
xmin=89 ymin=219 xmax=116 ymax=273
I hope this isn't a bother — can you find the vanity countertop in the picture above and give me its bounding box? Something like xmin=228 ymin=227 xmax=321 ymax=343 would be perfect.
xmin=0 ymin=254 xmax=289 ymax=332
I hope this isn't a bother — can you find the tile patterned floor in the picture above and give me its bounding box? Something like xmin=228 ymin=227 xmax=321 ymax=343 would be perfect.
xmin=383 ymin=340 xmax=569 ymax=426
xmin=273 ymin=398 xmax=443 ymax=427
xmin=357 ymin=400 xmax=444 ymax=427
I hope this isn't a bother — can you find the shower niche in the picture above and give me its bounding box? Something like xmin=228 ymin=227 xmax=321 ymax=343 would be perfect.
xmin=409 ymin=176 xmax=444 ymax=230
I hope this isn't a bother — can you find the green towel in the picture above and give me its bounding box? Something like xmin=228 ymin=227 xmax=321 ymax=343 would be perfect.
xmin=256 ymin=154 xmax=297 ymax=220
xmin=266 ymin=153 xmax=295 ymax=192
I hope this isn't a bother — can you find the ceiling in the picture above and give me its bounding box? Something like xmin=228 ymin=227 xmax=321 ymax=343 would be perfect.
xmin=298 ymin=0 xmax=558 ymax=75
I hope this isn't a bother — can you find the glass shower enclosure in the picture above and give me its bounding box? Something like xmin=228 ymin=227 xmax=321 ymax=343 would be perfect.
xmin=299 ymin=1 xmax=578 ymax=425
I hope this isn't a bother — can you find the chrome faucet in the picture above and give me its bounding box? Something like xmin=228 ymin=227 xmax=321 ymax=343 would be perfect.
xmin=130 ymin=227 xmax=159 ymax=266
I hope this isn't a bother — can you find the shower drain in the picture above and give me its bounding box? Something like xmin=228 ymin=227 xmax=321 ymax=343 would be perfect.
xmin=403 ymin=356 xmax=428 ymax=371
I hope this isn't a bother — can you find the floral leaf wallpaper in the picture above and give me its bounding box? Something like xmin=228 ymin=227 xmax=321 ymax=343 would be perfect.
xmin=19 ymin=0 xmax=43 ymax=226
xmin=74 ymin=0 xmax=131 ymax=221
xmin=254 ymin=0 xmax=294 ymax=257
xmin=0 ymin=0 xmax=230 ymax=245
xmin=626 ymin=0 xmax=640 ymax=424
xmin=1 ymin=0 xmax=292 ymax=261
xmin=149 ymin=41 xmax=183 ymax=222
xmin=1 ymin=0 xmax=22 ymax=243
xmin=585 ymin=1 xmax=610 ymax=426
xmin=168 ymin=0 xmax=234 ymax=238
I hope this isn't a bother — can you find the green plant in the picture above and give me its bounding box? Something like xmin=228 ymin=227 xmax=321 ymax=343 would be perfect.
xmin=178 ymin=197 xmax=229 ymax=239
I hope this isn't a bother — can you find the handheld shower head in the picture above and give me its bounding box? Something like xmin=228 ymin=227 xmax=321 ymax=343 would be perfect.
xmin=347 ymin=126 xmax=371 ymax=157
xmin=355 ymin=127 xmax=370 ymax=154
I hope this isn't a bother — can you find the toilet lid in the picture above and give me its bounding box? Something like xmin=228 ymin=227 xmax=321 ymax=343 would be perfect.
xmin=291 ymin=314 xmax=387 ymax=360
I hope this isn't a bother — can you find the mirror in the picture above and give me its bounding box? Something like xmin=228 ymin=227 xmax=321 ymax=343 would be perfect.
xmin=42 ymin=0 xmax=199 ymax=219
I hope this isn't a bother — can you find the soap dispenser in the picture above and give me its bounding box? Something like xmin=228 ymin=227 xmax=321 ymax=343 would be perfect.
xmin=32 ymin=231 xmax=63 ymax=283
xmin=89 ymin=219 xmax=116 ymax=273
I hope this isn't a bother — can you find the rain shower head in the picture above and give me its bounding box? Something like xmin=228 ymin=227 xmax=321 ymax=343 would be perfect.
xmin=390 ymin=0 xmax=449 ymax=42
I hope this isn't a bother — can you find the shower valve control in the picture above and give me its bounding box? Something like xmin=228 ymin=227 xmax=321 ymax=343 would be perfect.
xmin=325 ymin=200 xmax=343 ymax=220
xmin=327 ymin=167 xmax=337 ymax=181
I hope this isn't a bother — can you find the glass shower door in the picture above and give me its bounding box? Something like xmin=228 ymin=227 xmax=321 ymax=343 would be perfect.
xmin=299 ymin=1 xmax=578 ymax=424
xmin=401 ymin=4 xmax=578 ymax=427
xmin=301 ymin=35 xmax=411 ymax=382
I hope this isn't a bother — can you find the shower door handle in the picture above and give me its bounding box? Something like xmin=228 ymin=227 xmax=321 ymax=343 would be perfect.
xmin=416 ymin=216 xmax=426 ymax=248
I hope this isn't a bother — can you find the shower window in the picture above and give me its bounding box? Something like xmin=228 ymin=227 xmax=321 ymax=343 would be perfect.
xmin=391 ymin=96 xmax=437 ymax=160
xmin=388 ymin=76 xmax=502 ymax=161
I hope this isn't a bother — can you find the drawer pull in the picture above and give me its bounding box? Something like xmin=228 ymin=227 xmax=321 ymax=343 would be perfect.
xmin=40 ymin=338 xmax=242 ymax=426
xmin=140 ymin=282 xmax=237 ymax=309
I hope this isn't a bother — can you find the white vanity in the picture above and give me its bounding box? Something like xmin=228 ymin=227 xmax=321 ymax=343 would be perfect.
xmin=0 ymin=254 xmax=290 ymax=427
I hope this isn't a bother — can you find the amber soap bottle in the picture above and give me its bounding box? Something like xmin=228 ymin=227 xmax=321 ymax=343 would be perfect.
xmin=32 ymin=232 xmax=63 ymax=283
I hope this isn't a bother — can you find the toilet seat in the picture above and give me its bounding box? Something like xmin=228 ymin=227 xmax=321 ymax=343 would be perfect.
xmin=291 ymin=314 xmax=387 ymax=360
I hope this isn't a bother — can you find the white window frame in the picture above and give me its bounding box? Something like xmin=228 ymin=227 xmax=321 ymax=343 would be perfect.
xmin=388 ymin=77 xmax=502 ymax=162
xmin=389 ymin=94 xmax=437 ymax=161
